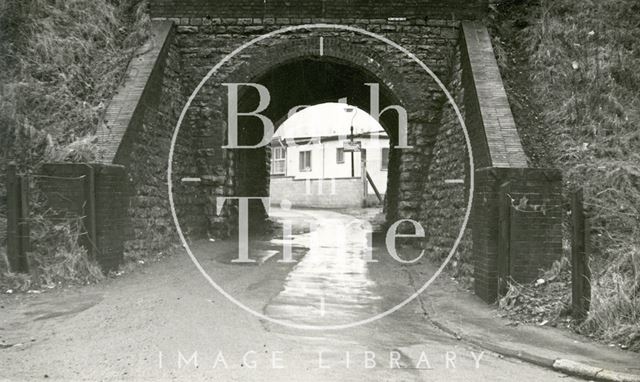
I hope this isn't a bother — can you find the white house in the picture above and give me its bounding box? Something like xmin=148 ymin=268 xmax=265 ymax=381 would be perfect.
xmin=268 ymin=102 xmax=391 ymax=208
xmin=269 ymin=129 xmax=389 ymax=208
xmin=270 ymin=131 xmax=389 ymax=188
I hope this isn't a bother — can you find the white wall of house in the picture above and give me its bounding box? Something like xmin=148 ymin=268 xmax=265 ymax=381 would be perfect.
xmin=271 ymin=135 xmax=389 ymax=196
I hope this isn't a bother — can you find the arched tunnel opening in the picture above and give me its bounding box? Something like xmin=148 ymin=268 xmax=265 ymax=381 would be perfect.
xmin=168 ymin=31 xmax=480 ymax=329
xmin=230 ymin=57 xmax=405 ymax=232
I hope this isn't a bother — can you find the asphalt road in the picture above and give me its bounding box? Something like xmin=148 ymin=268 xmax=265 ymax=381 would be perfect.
xmin=0 ymin=208 xmax=580 ymax=381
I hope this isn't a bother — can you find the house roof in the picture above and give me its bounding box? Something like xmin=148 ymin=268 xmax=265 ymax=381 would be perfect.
xmin=273 ymin=102 xmax=388 ymax=140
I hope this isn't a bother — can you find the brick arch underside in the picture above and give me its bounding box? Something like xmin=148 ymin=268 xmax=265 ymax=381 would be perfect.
xmin=174 ymin=31 xmax=456 ymax=237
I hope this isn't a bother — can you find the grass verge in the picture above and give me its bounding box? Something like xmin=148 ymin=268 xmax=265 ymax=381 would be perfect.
xmin=0 ymin=0 xmax=150 ymax=289
xmin=490 ymin=0 xmax=640 ymax=351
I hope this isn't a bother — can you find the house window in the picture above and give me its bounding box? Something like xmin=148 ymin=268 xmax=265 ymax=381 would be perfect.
xmin=336 ymin=147 xmax=344 ymax=164
xmin=299 ymin=150 xmax=312 ymax=172
xmin=381 ymin=148 xmax=389 ymax=171
xmin=271 ymin=146 xmax=286 ymax=175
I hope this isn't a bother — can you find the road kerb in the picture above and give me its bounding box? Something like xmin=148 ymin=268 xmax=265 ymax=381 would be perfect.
xmin=428 ymin=316 xmax=640 ymax=382
xmin=591 ymin=368 xmax=640 ymax=382
xmin=470 ymin=337 xmax=640 ymax=382
xmin=553 ymin=359 xmax=604 ymax=379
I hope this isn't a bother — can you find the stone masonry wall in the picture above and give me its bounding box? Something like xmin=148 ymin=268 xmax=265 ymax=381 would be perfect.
xmin=420 ymin=24 xmax=564 ymax=298
xmin=420 ymin=41 xmax=473 ymax=279
xmin=113 ymin=26 xmax=206 ymax=257
xmin=165 ymin=15 xmax=469 ymax=236
xmin=94 ymin=3 xmax=565 ymax=308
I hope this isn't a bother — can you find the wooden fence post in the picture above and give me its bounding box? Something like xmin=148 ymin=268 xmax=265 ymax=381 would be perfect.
xmin=19 ymin=175 xmax=30 ymax=271
xmin=361 ymin=160 xmax=368 ymax=207
xmin=366 ymin=171 xmax=383 ymax=203
xmin=6 ymin=162 xmax=20 ymax=271
xmin=6 ymin=162 xmax=29 ymax=273
xmin=571 ymin=189 xmax=591 ymax=319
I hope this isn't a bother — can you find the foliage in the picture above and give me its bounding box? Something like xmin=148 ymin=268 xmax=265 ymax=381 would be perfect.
xmin=0 ymin=0 xmax=150 ymax=172
xmin=0 ymin=194 xmax=105 ymax=292
xmin=28 ymin=210 xmax=105 ymax=286
xmin=499 ymin=256 xmax=572 ymax=326
xmin=0 ymin=0 xmax=150 ymax=289
xmin=491 ymin=0 xmax=640 ymax=350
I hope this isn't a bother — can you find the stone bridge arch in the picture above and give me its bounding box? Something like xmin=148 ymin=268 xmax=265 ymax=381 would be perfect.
xmin=175 ymin=30 xmax=450 ymax=234
xmin=95 ymin=2 xmax=565 ymax=304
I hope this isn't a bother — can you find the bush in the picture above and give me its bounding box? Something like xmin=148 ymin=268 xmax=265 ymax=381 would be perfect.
xmin=28 ymin=212 xmax=105 ymax=287
xmin=0 ymin=186 xmax=105 ymax=291
xmin=0 ymin=217 xmax=105 ymax=292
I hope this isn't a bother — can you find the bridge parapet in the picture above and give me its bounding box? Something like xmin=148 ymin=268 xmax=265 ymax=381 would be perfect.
xmin=461 ymin=21 xmax=528 ymax=168
xmin=420 ymin=22 xmax=563 ymax=301
xmin=93 ymin=8 xmax=563 ymax=304
xmin=459 ymin=22 xmax=562 ymax=301
xmin=96 ymin=20 xmax=205 ymax=256
xmin=97 ymin=20 xmax=174 ymax=165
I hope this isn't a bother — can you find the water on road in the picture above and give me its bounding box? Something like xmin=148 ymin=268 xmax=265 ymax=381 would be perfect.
xmin=265 ymin=209 xmax=381 ymax=327
xmin=0 ymin=207 xmax=585 ymax=381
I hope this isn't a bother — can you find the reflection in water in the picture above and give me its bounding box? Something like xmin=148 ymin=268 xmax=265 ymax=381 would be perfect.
xmin=265 ymin=210 xmax=382 ymax=326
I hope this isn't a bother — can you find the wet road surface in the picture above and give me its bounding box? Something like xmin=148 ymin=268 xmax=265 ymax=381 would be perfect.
xmin=0 ymin=208 xmax=581 ymax=381
xmin=265 ymin=209 xmax=381 ymax=327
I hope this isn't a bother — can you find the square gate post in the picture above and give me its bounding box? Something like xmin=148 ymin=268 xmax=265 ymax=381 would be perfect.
xmin=81 ymin=165 xmax=97 ymax=260
xmin=473 ymin=167 xmax=563 ymax=303
xmin=497 ymin=181 xmax=511 ymax=296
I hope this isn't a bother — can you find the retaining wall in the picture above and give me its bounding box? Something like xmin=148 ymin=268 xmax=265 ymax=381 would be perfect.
xmin=270 ymin=176 xmax=366 ymax=208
